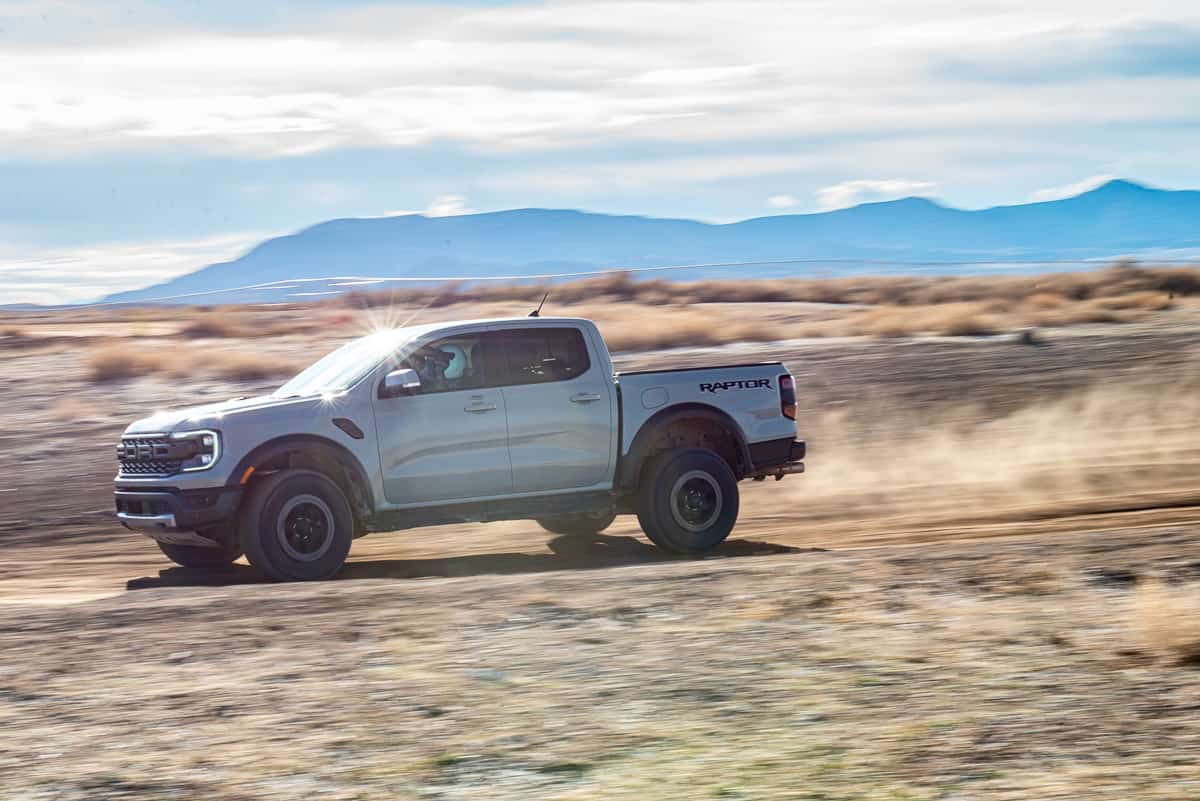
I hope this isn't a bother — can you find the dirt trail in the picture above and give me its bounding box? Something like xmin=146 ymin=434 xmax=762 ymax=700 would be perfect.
xmin=3 ymin=524 xmax=1200 ymax=800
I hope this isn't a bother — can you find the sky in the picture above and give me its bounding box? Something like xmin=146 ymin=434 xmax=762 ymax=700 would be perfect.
xmin=2 ymin=0 xmax=1200 ymax=304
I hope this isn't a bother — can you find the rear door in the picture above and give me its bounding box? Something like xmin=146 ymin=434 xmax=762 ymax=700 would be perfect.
xmin=486 ymin=325 xmax=615 ymax=493
xmin=373 ymin=330 xmax=513 ymax=505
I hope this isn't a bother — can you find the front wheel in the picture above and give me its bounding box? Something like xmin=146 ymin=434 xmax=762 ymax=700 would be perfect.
xmin=239 ymin=469 xmax=354 ymax=581
xmin=537 ymin=510 xmax=617 ymax=536
xmin=637 ymin=448 xmax=739 ymax=554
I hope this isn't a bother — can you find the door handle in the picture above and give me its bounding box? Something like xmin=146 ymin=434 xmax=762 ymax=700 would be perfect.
xmin=570 ymin=392 xmax=602 ymax=404
xmin=464 ymin=403 xmax=497 ymax=413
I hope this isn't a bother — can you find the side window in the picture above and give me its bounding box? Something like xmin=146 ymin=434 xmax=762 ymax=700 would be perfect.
xmin=491 ymin=328 xmax=591 ymax=386
xmin=401 ymin=334 xmax=485 ymax=394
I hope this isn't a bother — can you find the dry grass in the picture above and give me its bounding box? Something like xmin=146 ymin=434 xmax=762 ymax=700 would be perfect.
xmin=858 ymin=302 xmax=1001 ymax=338
xmin=206 ymin=351 xmax=302 ymax=381
xmin=764 ymin=370 xmax=1200 ymax=535
xmin=1132 ymin=581 xmax=1200 ymax=664
xmin=333 ymin=264 xmax=1200 ymax=311
xmin=325 ymin=265 xmax=1197 ymax=345
xmin=87 ymin=346 xmax=169 ymax=381
xmin=88 ymin=344 xmax=301 ymax=382
xmin=178 ymin=312 xmax=244 ymax=338
xmin=576 ymin=305 xmax=779 ymax=351
xmin=49 ymin=397 xmax=99 ymax=422
xmin=15 ymin=264 xmax=1199 ymax=359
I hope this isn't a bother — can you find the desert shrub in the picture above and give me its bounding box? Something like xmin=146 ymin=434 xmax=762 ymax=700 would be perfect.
xmin=1025 ymin=292 xmax=1068 ymax=309
xmin=856 ymin=302 xmax=1001 ymax=338
xmin=90 ymin=344 xmax=299 ymax=382
xmin=179 ymin=312 xmax=243 ymax=338
xmin=1132 ymin=581 xmax=1200 ymax=664
xmin=207 ymin=351 xmax=302 ymax=381
xmin=88 ymin=347 xmax=167 ymax=381
xmin=50 ymin=397 xmax=98 ymax=421
xmin=0 ymin=326 xmax=33 ymax=348
xmin=324 ymin=264 xmax=1200 ymax=313
xmin=935 ymin=309 xmax=999 ymax=337
xmin=1089 ymin=291 xmax=1174 ymax=311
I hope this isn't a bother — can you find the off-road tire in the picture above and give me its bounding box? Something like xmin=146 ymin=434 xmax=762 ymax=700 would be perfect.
xmin=157 ymin=528 xmax=242 ymax=568
xmin=537 ymin=510 xmax=617 ymax=536
xmin=637 ymin=448 xmax=739 ymax=554
xmin=239 ymin=469 xmax=354 ymax=581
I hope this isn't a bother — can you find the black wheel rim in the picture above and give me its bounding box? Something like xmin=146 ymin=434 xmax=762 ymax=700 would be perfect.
xmin=670 ymin=470 xmax=722 ymax=532
xmin=276 ymin=494 xmax=335 ymax=562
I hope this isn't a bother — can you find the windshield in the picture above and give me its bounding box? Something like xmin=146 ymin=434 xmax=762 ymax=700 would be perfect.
xmin=274 ymin=329 xmax=413 ymax=397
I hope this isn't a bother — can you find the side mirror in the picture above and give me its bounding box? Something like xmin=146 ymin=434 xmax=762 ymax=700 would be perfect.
xmin=382 ymin=368 xmax=421 ymax=398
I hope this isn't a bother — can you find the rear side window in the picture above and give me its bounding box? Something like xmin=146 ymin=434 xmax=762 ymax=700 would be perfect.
xmin=488 ymin=328 xmax=591 ymax=386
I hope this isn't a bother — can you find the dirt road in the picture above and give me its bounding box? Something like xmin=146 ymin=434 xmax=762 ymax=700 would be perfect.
xmin=3 ymin=521 xmax=1200 ymax=800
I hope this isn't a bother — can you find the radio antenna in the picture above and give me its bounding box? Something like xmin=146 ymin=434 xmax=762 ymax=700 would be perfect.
xmin=528 ymin=291 xmax=549 ymax=317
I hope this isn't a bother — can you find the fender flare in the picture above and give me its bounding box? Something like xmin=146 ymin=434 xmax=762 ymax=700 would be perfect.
xmin=617 ymin=403 xmax=752 ymax=489
xmin=226 ymin=434 xmax=375 ymax=513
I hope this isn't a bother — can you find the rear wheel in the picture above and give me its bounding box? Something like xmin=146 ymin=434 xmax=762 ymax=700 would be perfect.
xmin=239 ymin=469 xmax=354 ymax=581
xmin=157 ymin=529 xmax=242 ymax=569
xmin=537 ymin=510 xmax=617 ymax=536
xmin=637 ymin=448 xmax=739 ymax=554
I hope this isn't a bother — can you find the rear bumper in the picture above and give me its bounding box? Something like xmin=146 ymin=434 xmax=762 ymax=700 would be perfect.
xmin=748 ymin=437 xmax=806 ymax=472
xmin=113 ymin=485 xmax=242 ymax=536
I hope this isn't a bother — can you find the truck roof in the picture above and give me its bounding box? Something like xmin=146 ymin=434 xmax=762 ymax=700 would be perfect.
xmin=395 ymin=315 xmax=593 ymax=335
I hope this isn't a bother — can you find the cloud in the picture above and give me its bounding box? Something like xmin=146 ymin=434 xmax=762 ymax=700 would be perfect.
xmin=937 ymin=23 xmax=1200 ymax=83
xmin=766 ymin=194 xmax=800 ymax=209
xmin=3 ymin=2 xmax=1200 ymax=160
xmin=0 ymin=231 xmax=269 ymax=305
xmin=815 ymin=179 xmax=938 ymax=211
xmin=425 ymin=194 xmax=475 ymax=217
xmin=1027 ymin=174 xmax=1116 ymax=203
xmin=370 ymin=195 xmax=477 ymax=218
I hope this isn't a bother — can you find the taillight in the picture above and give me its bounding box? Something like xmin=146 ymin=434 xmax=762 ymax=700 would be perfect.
xmin=779 ymin=374 xmax=796 ymax=420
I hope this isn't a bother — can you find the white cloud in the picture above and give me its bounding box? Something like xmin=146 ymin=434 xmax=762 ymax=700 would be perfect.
xmin=815 ymin=179 xmax=938 ymax=211
xmin=0 ymin=231 xmax=269 ymax=305
xmin=1 ymin=2 xmax=1199 ymax=159
xmin=369 ymin=195 xmax=477 ymax=218
xmin=425 ymin=194 xmax=475 ymax=217
xmin=1028 ymin=174 xmax=1115 ymax=202
xmin=767 ymin=194 xmax=800 ymax=209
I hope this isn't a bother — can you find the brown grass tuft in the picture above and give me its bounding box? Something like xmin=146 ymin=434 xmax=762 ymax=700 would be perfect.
xmin=88 ymin=347 xmax=168 ymax=381
xmin=49 ymin=397 xmax=107 ymax=422
xmin=89 ymin=344 xmax=300 ymax=382
xmin=206 ymin=351 xmax=301 ymax=381
xmin=1132 ymin=581 xmax=1200 ymax=664
xmin=179 ymin=312 xmax=244 ymax=338
xmin=858 ymin=302 xmax=999 ymax=338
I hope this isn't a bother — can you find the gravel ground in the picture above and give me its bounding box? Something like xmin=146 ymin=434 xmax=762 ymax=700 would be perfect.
xmin=2 ymin=527 xmax=1199 ymax=800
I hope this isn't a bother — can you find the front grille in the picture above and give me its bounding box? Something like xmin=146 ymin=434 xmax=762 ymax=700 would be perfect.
xmin=117 ymin=437 xmax=183 ymax=477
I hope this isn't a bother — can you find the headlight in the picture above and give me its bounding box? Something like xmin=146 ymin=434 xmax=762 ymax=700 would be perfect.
xmin=171 ymin=430 xmax=221 ymax=472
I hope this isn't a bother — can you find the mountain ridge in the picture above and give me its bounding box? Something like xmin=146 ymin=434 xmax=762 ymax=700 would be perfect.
xmin=101 ymin=180 xmax=1200 ymax=304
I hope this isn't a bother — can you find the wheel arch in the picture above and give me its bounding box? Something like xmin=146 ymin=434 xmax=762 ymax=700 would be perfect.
xmin=617 ymin=403 xmax=752 ymax=490
xmin=227 ymin=434 xmax=374 ymax=520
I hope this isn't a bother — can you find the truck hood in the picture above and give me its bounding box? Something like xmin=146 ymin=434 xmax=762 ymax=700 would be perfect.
xmin=123 ymin=394 xmax=324 ymax=435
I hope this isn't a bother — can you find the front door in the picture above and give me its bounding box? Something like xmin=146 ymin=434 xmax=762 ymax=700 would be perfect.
xmin=373 ymin=332 xmax=513 ymax=505
xmin=487 ymin=326 xmax=615 ymax=493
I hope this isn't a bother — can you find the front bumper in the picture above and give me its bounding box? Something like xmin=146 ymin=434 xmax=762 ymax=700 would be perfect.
xmin=114 ymin=485 xmax=242 ymax=538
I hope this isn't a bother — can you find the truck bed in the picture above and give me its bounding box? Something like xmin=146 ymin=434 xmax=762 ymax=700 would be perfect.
xmin=615 ymin=361 xmax=794 ymax=456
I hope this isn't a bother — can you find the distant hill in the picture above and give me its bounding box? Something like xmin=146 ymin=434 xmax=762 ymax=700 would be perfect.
xmin=102 ymin=179 xmax=1200 ymax=304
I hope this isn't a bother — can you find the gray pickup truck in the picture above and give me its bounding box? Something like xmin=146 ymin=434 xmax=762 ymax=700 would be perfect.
xmin=114 ymin=317 xmax=805 ymax=580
